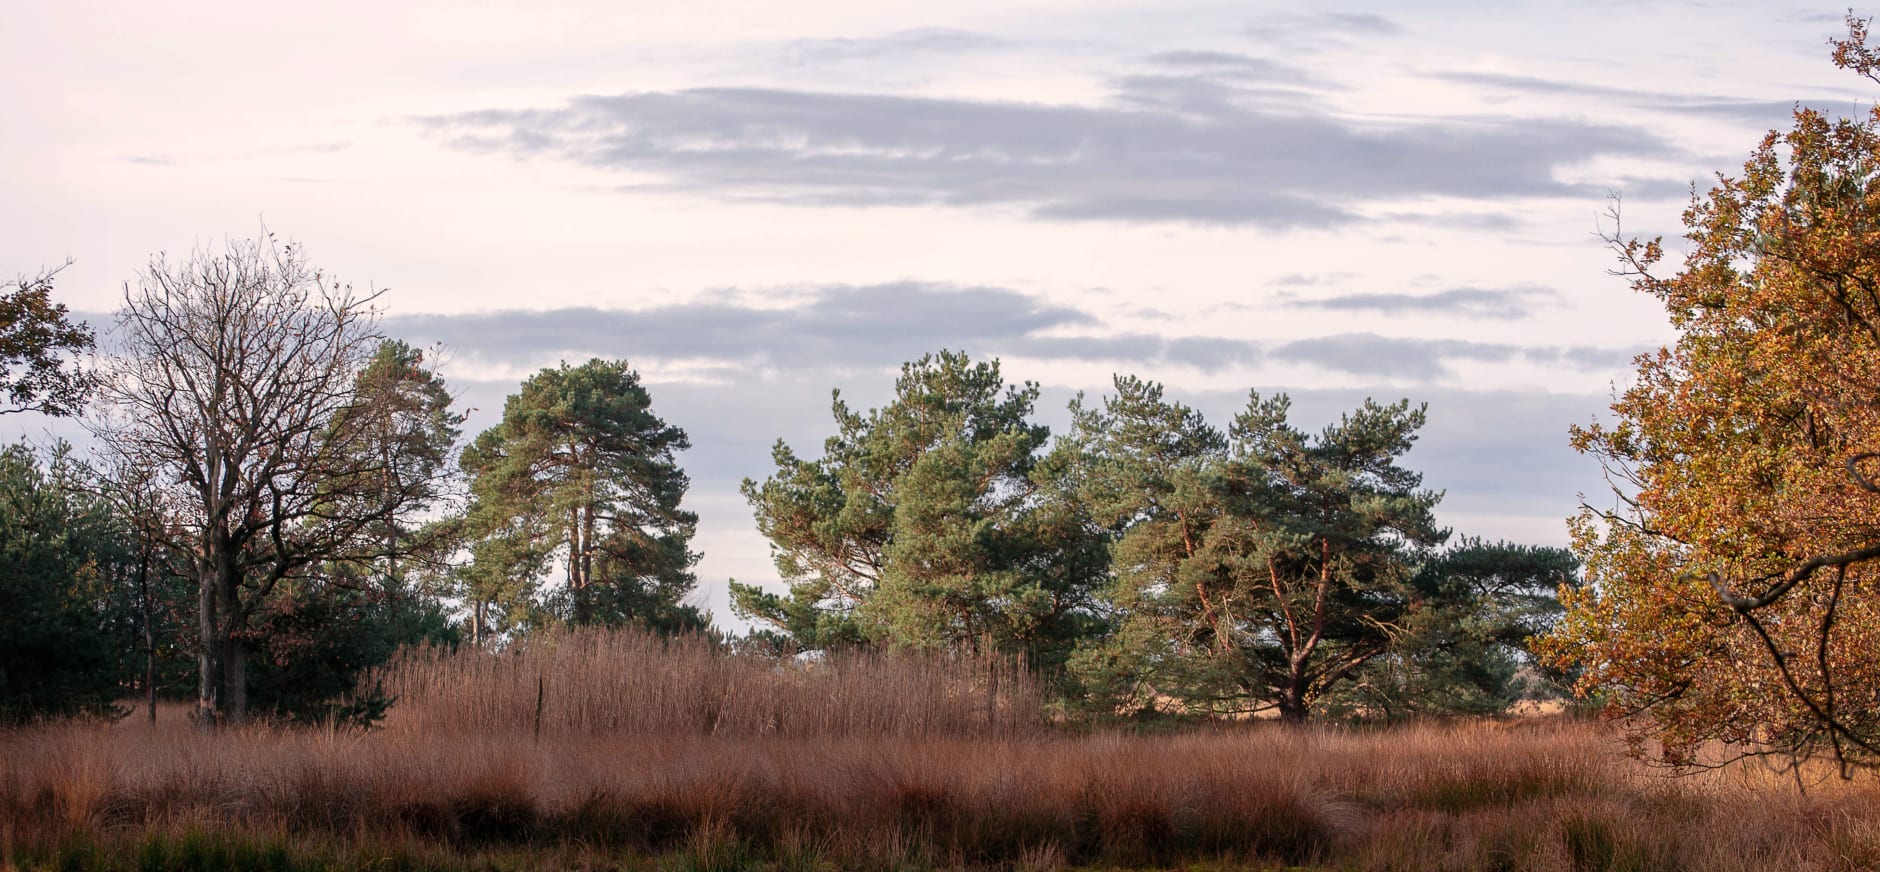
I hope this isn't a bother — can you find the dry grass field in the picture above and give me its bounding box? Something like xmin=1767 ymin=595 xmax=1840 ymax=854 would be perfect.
xmin=5 ymin=631 xmax=1880 ymax=871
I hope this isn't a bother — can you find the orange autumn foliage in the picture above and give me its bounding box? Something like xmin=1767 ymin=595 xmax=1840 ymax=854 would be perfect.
xmin=1539 ymin=17 xmax=1880 ymax=771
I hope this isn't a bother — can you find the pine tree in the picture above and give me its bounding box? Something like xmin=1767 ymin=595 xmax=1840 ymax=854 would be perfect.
xmin=460 ymin=359 xmax=702 ymax=634
xmin=735 ymin=351 xmax=1105 ymax=667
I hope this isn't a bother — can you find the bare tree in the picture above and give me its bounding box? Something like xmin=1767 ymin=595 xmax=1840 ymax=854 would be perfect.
xmin=90 ymin=234 xmax=416 ymax=727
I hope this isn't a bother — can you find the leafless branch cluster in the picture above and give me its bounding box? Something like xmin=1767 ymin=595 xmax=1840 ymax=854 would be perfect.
xmin=86 ymin=234 xmax=442 ymax=726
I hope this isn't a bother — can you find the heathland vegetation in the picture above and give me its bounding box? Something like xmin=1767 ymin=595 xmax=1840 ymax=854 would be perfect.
xmin=18 ymin=15 xmax=1880 ymax=872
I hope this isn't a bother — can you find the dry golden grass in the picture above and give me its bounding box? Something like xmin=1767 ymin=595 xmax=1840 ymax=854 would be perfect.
xmin=5 ymin=630 xmax=1880 ymax=870
xmin=377 ymin=628 xmax=1042 ymax=737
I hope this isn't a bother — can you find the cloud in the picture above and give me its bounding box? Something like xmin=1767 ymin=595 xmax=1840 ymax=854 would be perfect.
xmin=1663 ymin=99 xmax=1865 ymax=127
xmin=389 ymin=282 xmax=1086 ymax=370
xmin=1428 ymin=70 xmax=1664 ymax=103
xmin=1140 ymin=51 xmax=1318 ymax=86
xmin=386 ymin=284 xmax=1639 ymax=385
xmin=1271 ymin=272 xmax=1353 ymax=287
xmin=1245 ymin=11 xmax=1404 ymax=46
xmin=781 ymin=28 xmax=1007 ymax=65
xmin=1429 ymin=69 xmax=1861 ymax=129
xmin=1317 ymin=12 xmax=1402 ymax=34
xmin=386 ymin=283 xmax=1273 ymax=374
xmin=1286 ymin=285 xmax=1560 ymax=320
xmin=1272 ymin=332 xmax=1642 ymax=380
xmin=420 ymin=74 xmax=1673 ymax=228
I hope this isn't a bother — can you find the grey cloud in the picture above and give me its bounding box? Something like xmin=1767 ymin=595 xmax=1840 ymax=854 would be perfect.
xmin=1271 ymin=272 xmax=1352 ymax=287
xmin=386 ymin=285 xmax=1639 ymax=384
xmin=1555 ymin=345 xmax=1645 ymax=370
xmin=1240 ymin=12 xmax=1407 ymax=57
xmin=1106 ymin=73 xmax=1321 ymax=114
xmin=1378 ymin=210 xmax=1523 ymax=232
xmin=1431 ymin=70 xmax=1859 ymax=129
xmin=421 ymin=77 xmax=1672 ymax=228
xmin=1318 ymin=12 xmax=1401 ymax=34
xmin=1429 ymin=70 xmax=1662 ymax=103
xmin=1662 ymin=99 xmax=1863 ymax=127
xmin=1141 ymin=51 xmax=1318 ymax=86
xmin=1286 ymin=285 xmax=1560 ymax=320
xmin=1011 ymin=334 xmax=1262 ymax=372
xmin=781 ymin=28 xmax=1007 ymax=65
xmin=389 ymin=282 xmax=1090 ymax=370
xmin=257 ymin=140 xmax=353 ymax=156
xmin=1245 ymin=11 xmax=1404 ymax=46
xmin=386 ymin=283 xmax=1264 ymax=374
xmin=1273 ymin=332 xmax=1642 ymax=380
xmin=1783 ymin=9 xmax=1851 ymax=23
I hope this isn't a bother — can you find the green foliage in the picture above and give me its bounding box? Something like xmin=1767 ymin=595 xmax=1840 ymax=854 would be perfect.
xmin=1324 ymin=539 xmax=1582 ymax=720
xmin=460 ymin=359 xmax=703 ymax=636
xmin=242 ymin=570 xmax=458 ymax=728
xmin=1066 ymin=379 xmax=1448 ymax=722
xmin=0 ymin=443 xmax=132 ymax=723
xmin=244 ymin=340 xmax=465 ymax=727
xmin=734 ymin=351 xmax=1106 ymax=669
xmin=1057 ymin=375 xmax=1228 ymax=712
xmin=333 ymin=339 xmax=467 ymax=588
xmin=740 ymin=357 xmax=1575 ymax=722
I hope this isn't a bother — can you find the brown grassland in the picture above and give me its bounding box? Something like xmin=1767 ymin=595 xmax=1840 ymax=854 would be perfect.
xmin=6 ymin=629 xmax=1880 ymax=871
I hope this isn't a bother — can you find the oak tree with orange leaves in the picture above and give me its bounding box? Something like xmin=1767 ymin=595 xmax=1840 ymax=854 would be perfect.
xmin=1540 ymin=17 xmax=1880 ymax=772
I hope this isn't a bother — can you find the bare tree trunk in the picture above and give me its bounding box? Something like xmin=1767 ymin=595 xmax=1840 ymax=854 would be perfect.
xmin=217 ymin=556 xmax=248 ymax=725
xmin=223 ymin=636 xmax=247 ymax=725
xmin=196 ymin=560 xmax=220 ymax=730
xmin=138 ymin=547 xmax=155 ymax=727
xmin=98 ymin=235 xmax=407 ymax=733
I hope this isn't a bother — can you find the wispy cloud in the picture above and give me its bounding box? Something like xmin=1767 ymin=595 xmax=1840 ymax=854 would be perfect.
xmin=1244 ymin=11 xmax=1405 ymax=50
xmin=1273 ymin=332 xmax=1640 ymax=380
xmin=780 ymin=28 xmax=1008 ymax=65
xmin=385 ymin=284 xmax=1636 ymax=383
xmin=1429 ymin=69 xmax=1861 ymax=128
xmin=421 ymin=75 xmax=1672 ymax=228
xmin=1285 ymin=285 xmax=1560 ymax=320
xmin=1140 ymin=51 xmax=1318 ymax=86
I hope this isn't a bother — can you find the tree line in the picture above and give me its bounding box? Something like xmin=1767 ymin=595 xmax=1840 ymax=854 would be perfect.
xmin=0 ymin=238 xmax=1580 ymax=730
xmin=735 ymin=354 xmax=1578 ymax=722
xmin=18 ymin=16 xmax=1880 ymax=776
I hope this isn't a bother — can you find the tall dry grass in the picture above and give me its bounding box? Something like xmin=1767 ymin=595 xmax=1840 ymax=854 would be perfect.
xmin=375 ymin=628 xmax=1043 ymax=737
xmin=6 ymin=628 xmax=1880 ymax=870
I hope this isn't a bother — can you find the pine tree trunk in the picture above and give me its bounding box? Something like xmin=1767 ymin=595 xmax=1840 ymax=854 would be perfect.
xmin=1278 ymin=679 xmax=1310 ymax=725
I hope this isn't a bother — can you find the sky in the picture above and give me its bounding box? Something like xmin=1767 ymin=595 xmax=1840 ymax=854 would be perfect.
xmin=1 ymin=0 xmax=1870 ymax=629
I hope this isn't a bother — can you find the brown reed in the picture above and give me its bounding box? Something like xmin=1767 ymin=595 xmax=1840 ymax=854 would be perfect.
xmin=373 ymin=627 xmax=1043 ymax=738
xmin=4 ymin=629 xmax=1880 ymax=870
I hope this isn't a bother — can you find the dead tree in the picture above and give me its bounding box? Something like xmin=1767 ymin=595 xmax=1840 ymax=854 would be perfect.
xmin=90 ymin=234 xmax=415 ymax=728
